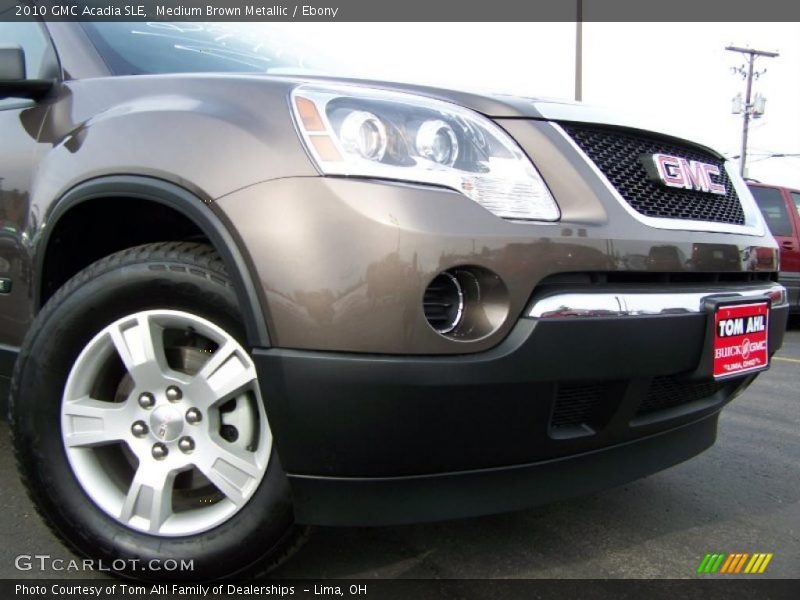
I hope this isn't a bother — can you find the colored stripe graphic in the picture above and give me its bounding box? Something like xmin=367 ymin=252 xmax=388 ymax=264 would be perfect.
xmin=720 ymin=553 xmax=737 ymax=574
xmin=745 ymin=554 xmax=761 ymax=573
xmin=710 ymin=553 xmax=726 ymax=573
xmin=722 ymin=553 xmax=739 ymax=573
xmin=697 ymin=553 xmax=712 ymax=573
xmin=698 ymin=553 xmax=727 ymax=573
xmin=734 ymin=553 xmax=749 ymax=573
xmin=759 ymin=554 xmax=773 ymax=573
xmin=744 ymin=553 xmax=774 ymax=574
xmin=699 ymin=552 xmax=773 ymax=574
xmin=719 ymin=554 xmax=736 ymax=573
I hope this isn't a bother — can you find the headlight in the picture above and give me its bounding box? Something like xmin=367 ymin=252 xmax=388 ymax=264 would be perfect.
xmin=290 ymin=85 xmax=560 ymax=221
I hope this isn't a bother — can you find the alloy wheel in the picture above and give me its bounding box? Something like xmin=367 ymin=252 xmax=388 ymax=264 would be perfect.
xmin=60 ymin=310 xmax=270 ymax=536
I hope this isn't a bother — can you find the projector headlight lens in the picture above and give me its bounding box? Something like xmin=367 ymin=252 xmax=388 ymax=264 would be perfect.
xmin=416 ymin=119 xmax=459 ymax=166
xmin=291 ymin=85 xmax=560 ymax=221
xmin=339 ymin=110 xmax=387 ymax=161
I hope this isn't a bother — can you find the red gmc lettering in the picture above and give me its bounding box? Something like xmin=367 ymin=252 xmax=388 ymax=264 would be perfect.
xmin=654 ymin=154 xmax=685 ymax=187
xmin=703 ymin=164 xmax=726 ymax=194
xmin=650 ymin=154 xmax=727 ymax=195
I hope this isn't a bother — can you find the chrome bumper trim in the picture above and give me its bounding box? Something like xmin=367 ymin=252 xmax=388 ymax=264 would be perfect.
xmin=528 ymin=284 xmax=787 ymax=318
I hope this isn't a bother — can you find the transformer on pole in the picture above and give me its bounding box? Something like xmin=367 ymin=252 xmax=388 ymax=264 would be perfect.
xmin=726 ymin=45 xmax=779 ymax=177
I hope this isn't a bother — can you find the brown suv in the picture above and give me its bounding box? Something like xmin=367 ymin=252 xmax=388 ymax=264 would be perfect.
xmin=0 ymin=22 xmax=790 ymax=580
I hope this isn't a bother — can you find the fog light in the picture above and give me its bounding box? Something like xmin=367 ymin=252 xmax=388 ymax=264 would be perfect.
xmin=423 ymin=266 xmax=510 ymax=340
xmin=423 ymin=272 xmax=464 ymax=334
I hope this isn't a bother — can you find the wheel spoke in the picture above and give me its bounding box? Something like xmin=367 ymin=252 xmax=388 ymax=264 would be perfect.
xmin=108 ymin=315 xmax=168 ymax=385
xmin=62 ymin=397 xmax=130 ymax=448
xmin=197 ymin=340 xmax=239 ymax=381
xmin=196 ymin=442 xmax=261 ymax=507
xmin=189 ymin=343 xmax=257 ymax=408
xmin=120 ymin=465 xmax=176 ymax=533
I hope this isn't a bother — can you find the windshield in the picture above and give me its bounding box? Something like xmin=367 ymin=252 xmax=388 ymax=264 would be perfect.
xmin=81 ymin=22 xmax=338 ymax=76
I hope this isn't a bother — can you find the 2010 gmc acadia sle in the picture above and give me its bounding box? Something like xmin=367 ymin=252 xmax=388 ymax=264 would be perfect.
xmin=0 ymin=21 xmax=789 ymax=580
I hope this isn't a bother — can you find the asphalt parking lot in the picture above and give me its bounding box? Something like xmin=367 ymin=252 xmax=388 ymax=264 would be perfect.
xmin=1 ymin=323 xmax=798 ymax=581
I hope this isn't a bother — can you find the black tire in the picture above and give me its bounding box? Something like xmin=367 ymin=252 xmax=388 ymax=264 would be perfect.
xmin=10 ymin=242 xmax=308 ymax=581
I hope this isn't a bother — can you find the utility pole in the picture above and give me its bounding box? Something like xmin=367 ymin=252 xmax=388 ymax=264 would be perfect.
xmin=575 ymin=0 xmax=583 ymax=101
xmin=726 ymin=45 xmax=779 ymax=177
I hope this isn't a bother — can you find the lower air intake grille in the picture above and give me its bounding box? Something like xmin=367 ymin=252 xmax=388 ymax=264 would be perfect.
xmin=551 ymin=382 xmax=604 ymax=431
xmin=637 ymin=376 xmax=727 ymax=416
xmin=562 ymin=123 xmax=746 ymax=225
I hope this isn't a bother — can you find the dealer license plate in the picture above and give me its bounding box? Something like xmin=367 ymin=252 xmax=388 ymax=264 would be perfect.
xmin=712 ymin=301 xmax=770 ymax=379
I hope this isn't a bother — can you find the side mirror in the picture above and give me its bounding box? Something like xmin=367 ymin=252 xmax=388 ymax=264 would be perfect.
xmin=0 ymin=45 xmax=55 ymax=100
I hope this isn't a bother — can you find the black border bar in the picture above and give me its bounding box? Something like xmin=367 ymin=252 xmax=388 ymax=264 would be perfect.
xmin=3 ymin=579 xmax=800 ymax=599
xmin=3 ymin=0 xmax=800 ymax=22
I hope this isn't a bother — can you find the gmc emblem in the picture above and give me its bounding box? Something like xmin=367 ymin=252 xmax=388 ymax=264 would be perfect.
xmin=641 ymin=153 xmax=727 ymax=195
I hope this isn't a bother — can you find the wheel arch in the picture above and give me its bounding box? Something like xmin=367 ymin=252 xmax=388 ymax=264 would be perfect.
xmin=35 ymin=175 xmax=271 ymax=347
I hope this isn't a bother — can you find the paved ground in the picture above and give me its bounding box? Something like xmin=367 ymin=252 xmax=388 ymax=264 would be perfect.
xmin=1 ymin=323 xmax=798 ymax=580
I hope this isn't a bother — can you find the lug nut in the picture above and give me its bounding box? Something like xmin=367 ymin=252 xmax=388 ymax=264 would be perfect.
xmin=131 ymin=421 xmax=148 ymax=438
xmin=185 ymin=408 xmax=202 ymax=425
xmin=138 ymin=392 xmax=155 ymax=409
xmin=166 ymin=386 xmax=183 ymax=402
xmin=178 ymin=436 xmax=195 ymax=454
xmin=151 ymin=443 xmax=168 ymax=460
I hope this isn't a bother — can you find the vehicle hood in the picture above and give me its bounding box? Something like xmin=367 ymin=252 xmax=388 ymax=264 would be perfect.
xmin=79 ymin=71 xmax=721 ymax=156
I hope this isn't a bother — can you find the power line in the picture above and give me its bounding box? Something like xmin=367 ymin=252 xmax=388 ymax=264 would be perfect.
xmin=750 ymin=154 xmax=800 ymax=163
xmin=729 ymin=152 xmax=800 ymax=162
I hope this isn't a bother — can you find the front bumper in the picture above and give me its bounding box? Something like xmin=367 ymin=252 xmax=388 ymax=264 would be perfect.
xmin=214 ymin=159 xmax=780 ymax=357
xmin=255 ymin=296 xmax=788 ymax=526
xmin=214 ymin=117 xmax=788 ymax=525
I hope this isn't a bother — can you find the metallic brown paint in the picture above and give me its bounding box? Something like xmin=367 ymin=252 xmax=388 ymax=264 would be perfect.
xmin=0 ymin=23 xmax=780 ymax=357
xmin=216 ymin=176 xmax=777 ymax=354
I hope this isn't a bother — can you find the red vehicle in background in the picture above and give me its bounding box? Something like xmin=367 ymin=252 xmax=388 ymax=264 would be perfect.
xmin=748 ymin=182 xmax=800 ymax=313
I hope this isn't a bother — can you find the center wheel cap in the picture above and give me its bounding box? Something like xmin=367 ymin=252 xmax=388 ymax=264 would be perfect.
xmin=150 ymin=405 xmax=185 ymax=442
